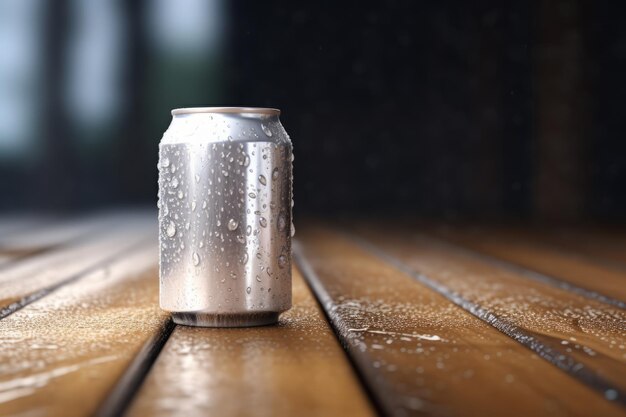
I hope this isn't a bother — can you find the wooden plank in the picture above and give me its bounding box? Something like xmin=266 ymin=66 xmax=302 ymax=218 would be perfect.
xmin=538 ymin=228 xmax=626 ymax=268
xmin=0 ymin=217 xmax=53 ymax=268
xmin=295 ymin=226 xmax=626 ymax=417
xmin=0 ymin=216 xmax=154 ymax=319
xmin=0 ymin=211 xmax=149 ymax=270
xmin=0 ymin=244 xmax=166 ymax=417
xmin=430 ymin=226 xmax=626 ymax=306
xmin=351 ymin=224 xmax=626 ymax=407
xmin=126 ymin=266 xmax=376 ymax=417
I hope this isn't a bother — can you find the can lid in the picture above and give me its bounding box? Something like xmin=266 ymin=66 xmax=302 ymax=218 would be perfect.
xmin=171 ymin=107 xmax=280 ymax=116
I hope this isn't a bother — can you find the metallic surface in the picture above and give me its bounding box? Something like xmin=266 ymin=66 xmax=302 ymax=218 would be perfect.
xmin=158 ymin=107 xmax=293 ymax=327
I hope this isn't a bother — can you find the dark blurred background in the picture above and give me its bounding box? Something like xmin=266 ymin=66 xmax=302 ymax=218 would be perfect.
xmin=1 ymin=0 xmax=624 ymax=222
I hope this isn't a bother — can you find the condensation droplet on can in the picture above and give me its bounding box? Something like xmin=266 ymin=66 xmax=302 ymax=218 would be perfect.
xmin=261 ymin=123 xmax=273 ymax=137
xmin=278 ymin=254 xmax=288 ymax=268
xmin=166 ymin=221 xmax=177 ymax=237
xmin=277 ymin=213 xmax=287 ymax=231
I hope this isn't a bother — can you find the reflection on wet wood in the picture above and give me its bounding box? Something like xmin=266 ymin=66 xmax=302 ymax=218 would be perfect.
xmin=0 ymin=246 xmax=165 ymax=417
xmin=296 ymin=226 xmax=626 ymax=417
xmin=353 ymin=224 xmax=626 ymax=407
xmin=126 ymin=266 xmax=375 ymax=417
xmin=429 ymin=226 xmax=626 ymax=306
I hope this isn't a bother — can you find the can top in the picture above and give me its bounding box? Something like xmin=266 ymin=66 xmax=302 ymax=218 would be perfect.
xmin=171 ymin=107 xmax=280 ymax=116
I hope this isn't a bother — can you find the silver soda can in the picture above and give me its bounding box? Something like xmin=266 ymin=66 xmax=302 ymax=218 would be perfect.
xmin=158 ymin=107 xmax=293 ymax=327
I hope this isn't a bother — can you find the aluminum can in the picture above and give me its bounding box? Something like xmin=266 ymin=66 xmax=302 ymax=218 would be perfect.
xmin=158 ymin=107 xmax=293 ymax=327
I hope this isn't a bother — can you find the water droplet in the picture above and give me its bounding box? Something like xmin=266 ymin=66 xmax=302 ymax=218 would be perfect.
xmin=166 ymin=221 xmax=176 ymax=237
xmin=261 ymin=123 xmax=273 ymax=137
xmin=248 ymin=192 xmax=256 ymax=199
xmin=278 ymin=254 xmax=288 ymax=268
xmin=236 ymin=235 xmax=246 ymax=244
xmin=170 ymin=164 xmax=177 ymax=173
xmin=246 ymin=225 xmax=252 ymax=236
xmin=246 ymin=286 xmax=251 ymax=294
xmin=202 ymin=200 xmax=207 ymax=209
xmin=177 ymin=190 xmax=184 ymax=199
xmin=222 ymin=170 xmax=229 ymax=177
xmin=228 ymin=219 xmax=239 ymax=231
xmin=291 ymin=223 xmax=296 ymax=237
xmin=243 ymin=154 xmax=250 ymax=167
xmin=217 ymin=220 xmax=221 ymax=227
xmin=259 ymin=217 xmax=267 ymax=228
xmin=230 ymin=271 xmax=237 ymax=279
xmin=272 ymin=168 xmax=279 ymax=180
xmin=161 ymin=157 xmax=170 ymax=168
xmin=171 ymin=177 xmax=179 ymax=188
xmin=191 ymin=200 xmax=196 ymax=211
xmin=192 ymin=252 xmax=200 ymax=266
xmin=277 ymin=213 xmax=287 ymax=231
xmin=258 ymin=175 xmax=267 ymax=186
xmin=241 ymin=253 xmax=249 ymax=264
xmin=256 ymin=275 xmax=262 ymax=282
xmin=195 ymin=174 xmax=200 ymax=183
xmin=605 ymin=389 xmax=618 ymax=401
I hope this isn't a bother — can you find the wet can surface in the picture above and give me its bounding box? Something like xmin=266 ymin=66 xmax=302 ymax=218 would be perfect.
xmin=158 ymin=107 xmax=293 ymax=327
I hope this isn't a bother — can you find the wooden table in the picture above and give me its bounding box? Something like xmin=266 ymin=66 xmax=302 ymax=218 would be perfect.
xmin=0 ymin=212 xmax=625 ymax=417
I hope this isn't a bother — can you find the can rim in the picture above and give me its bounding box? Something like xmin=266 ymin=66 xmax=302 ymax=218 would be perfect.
xmin=171 ymin=107 xmax=280 ymax=116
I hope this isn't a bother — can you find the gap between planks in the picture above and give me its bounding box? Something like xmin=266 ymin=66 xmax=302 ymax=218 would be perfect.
xmin=422 ymin=233 xmax=626 ymax=310
xmin=0 ymin=238 xmax=153 ymax=321
xmin=346 ymin=228 xmax=626 ymax=409
xmin=294 ymin=226 xmax=626 ymax=417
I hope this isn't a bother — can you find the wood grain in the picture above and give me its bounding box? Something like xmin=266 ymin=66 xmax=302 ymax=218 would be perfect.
xmin=352 ymin=224 xmax=626 ymax=407
xmin=0 ymin=245 xmax=166 ymax=417
xmin=296 ymin=225 xmax=626 ymax=417
xmin=0 ymin=216 xmax=154 ymax=319
xmin=126 ymin=266 xmax=376 ymax=417
xmin=429 ymin=226 xmax=626 ymax=306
